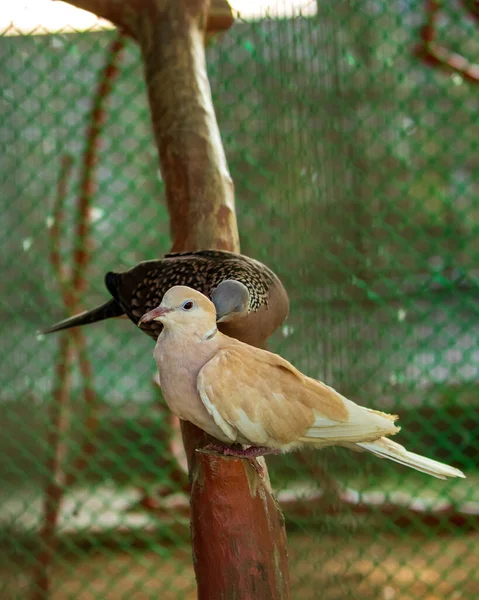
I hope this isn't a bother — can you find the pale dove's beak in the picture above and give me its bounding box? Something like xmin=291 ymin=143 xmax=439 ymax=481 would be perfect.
xmin=138 ymin=306 xmax=172 ymax=326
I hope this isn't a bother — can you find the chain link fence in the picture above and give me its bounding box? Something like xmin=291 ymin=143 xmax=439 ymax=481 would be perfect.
xmin=1 ymin=1 xmax=478 ymax=598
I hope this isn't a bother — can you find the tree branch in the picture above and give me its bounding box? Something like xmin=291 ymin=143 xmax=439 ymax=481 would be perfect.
xmin=61 ymin=1 xmax=290 ymax=597
xmin=136 ymin=1 xmax=238 ymax=251
xmin=133 ymin=3 xmax=289 ymax=596
xmin=60 ymin=0 xmax=234 ymax=39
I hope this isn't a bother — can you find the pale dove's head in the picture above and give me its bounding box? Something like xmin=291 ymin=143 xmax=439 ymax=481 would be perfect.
xmin=139 ymin=286 xmax=216 ymax=335
xmin=211 ymin=280 xmax=250 ymax=323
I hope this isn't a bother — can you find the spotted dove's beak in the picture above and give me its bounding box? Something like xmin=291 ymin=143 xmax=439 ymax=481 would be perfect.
xmin=138 ymin=306 xmax=172 ymax=325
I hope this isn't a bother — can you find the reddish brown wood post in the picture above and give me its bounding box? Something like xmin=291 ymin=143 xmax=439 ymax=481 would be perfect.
xmin=64 ymin=1 xmax=291 ymax=597
xmin=181 ymin=425 xmax=291 ymax=599
xmin=135 ymin=3 xmax=291 ymax=596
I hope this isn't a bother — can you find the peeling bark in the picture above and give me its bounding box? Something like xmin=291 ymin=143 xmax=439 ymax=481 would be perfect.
xmin=136 ymin=1 xmax=238 ymax=251
xmin=182 ymin=422 xmax=291 ymax=600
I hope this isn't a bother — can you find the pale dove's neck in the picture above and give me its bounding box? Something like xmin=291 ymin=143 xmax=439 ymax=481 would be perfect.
xmin=153 ymin=323 xmax=232 ymax=442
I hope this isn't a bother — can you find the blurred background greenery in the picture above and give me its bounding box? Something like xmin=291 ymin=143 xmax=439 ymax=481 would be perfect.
xmin=0 ymin=1 xmax=478 ymax=598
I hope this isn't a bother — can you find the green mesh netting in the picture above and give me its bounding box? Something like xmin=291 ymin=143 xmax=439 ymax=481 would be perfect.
xmin=1 ymin=1 xmax=478 ymax=599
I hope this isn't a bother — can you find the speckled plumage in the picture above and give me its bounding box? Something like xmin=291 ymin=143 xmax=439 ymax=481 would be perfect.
xmin=43 ymin=250 xmax=288 ymax=345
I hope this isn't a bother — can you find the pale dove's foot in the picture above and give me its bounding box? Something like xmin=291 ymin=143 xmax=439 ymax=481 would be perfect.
xmin=200 ymin=443 xmax=281 ymax=458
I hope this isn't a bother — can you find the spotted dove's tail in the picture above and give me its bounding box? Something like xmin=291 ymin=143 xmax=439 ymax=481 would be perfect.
xmin=40 ymin=299 xmax=124 ymax=334
xmin=355 ymin=437 xmax=465 ymax=480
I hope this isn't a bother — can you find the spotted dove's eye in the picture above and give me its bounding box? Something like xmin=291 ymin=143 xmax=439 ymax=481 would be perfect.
xmin=182 ymin=301 xmax=194 ymax=311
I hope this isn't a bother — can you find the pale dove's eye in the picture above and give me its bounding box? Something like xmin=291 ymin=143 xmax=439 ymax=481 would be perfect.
xmin=181 ymin=300 xmax=195 ymax=311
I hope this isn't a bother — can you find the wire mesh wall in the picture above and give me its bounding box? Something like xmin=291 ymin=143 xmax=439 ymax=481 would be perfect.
xmin=1 ymin=1 xmax=478 ymax=598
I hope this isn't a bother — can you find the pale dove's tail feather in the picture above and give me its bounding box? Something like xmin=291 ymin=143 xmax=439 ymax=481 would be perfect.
xmin=354 ymin=437 xmax=465 ymax=480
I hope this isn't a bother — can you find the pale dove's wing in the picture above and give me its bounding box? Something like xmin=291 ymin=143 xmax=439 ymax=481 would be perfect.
xmin=197 ymin=347 xmax=399 ymax=449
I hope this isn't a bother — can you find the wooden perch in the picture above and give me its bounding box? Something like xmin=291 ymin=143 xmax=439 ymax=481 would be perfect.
xmin=136 ymin=1 xmax=289 ymax=596
xmin=63 ymin=1 xmax=290 ymax=598
xmin=134 ymin=1 xmax=238 ymax=252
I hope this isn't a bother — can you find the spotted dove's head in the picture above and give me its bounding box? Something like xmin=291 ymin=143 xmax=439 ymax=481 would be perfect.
xmin=211 ymin=280 xmax=250 ymax=323
xmin=138 ymin=286 xmax=216 ymax=335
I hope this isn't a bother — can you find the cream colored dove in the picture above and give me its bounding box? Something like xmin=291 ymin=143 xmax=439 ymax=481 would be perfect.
xmin=139 ymin=285 xmax=465 ymax=480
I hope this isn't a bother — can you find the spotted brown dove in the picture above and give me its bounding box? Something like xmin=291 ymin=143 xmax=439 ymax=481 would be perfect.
xmin=139 ymin=285 xmax=465 ymax=480
xmin=42 ymin=250 xmax=289 ymax=347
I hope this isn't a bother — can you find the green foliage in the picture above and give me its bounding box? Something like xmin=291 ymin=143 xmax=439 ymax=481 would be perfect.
xmin=0 ymin=2 xmax=478 ymax=598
